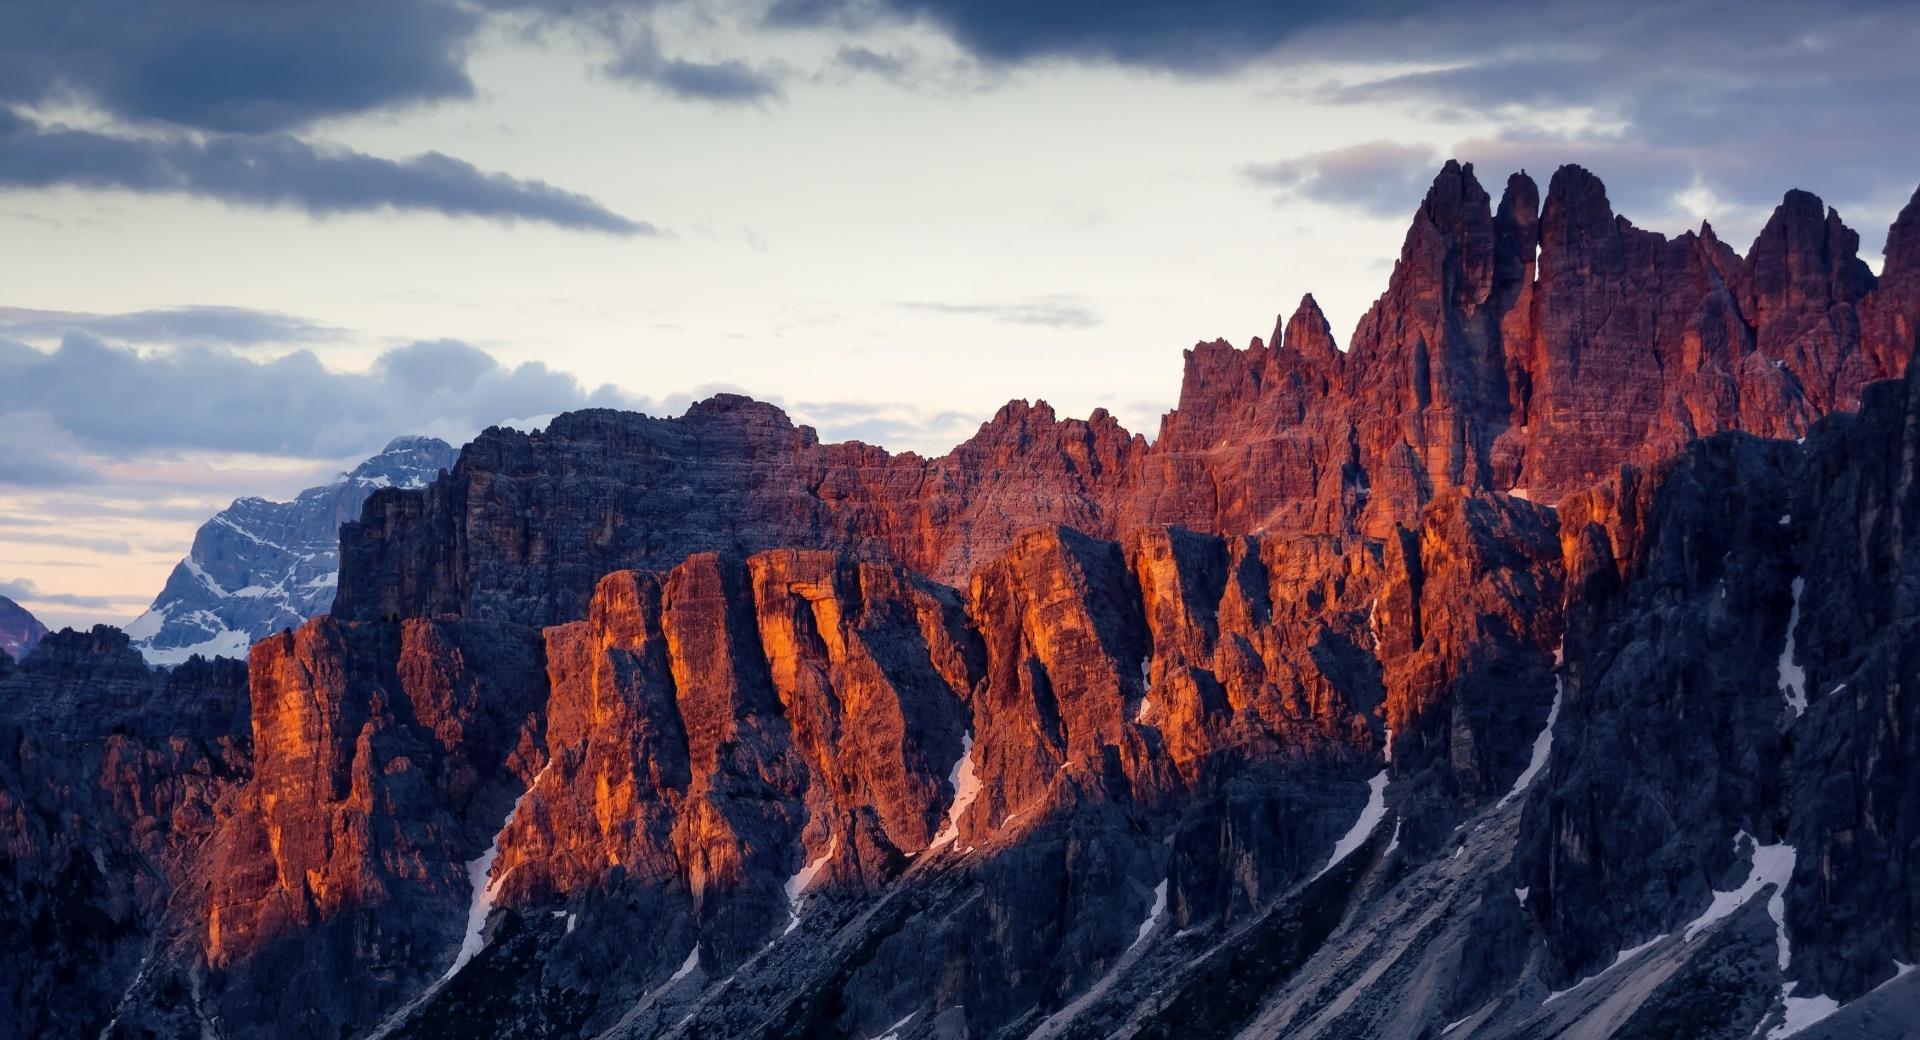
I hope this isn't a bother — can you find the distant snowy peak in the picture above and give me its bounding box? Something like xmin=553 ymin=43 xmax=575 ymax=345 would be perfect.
xmin=130 ymin=436 xmax=458 ymax=666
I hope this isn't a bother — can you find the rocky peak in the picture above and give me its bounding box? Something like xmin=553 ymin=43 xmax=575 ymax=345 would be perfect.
xmin=1412 ymin=159 xmax=1499 ymax=315
xmin=1280 ymin=293 xmax=1340 ymax=365
xmin=0 ymin=594 xmax=47 ymax=662
xmin=1736 ymin=189 xmax=1879 ymax=412
xmin=128 ymin=436 xmax=457 ymax=665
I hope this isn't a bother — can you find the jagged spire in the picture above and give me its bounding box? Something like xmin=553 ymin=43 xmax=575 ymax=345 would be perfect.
xmin=1280 ymin=292 xmax=1339 ymax=363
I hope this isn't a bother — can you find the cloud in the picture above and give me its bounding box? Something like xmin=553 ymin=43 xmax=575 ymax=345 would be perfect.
xmin=0 ymin=578 xmax=131 ymax=609
xmin=785 ymin=398 xmax=982 ymax=454
xmin=765 ymin=0 xmax=1418 ymax=71
xmin=1242 ymin=141 xmax=1442 ymax=217
xmin=896 ymin=296 xmax=1101 ymax=328
xmin=0 ymin=305 xmax=343 ymax=346
xmin=0 ymin=108 xmax=650 ymax=234
xmin=770 ymin=0 xmax=1918 ymax=241
xmin=0 ymin=0 xmax=478 ymax=134
xmin=0 ymin=334 xmax=653 ymax=466
xmin=605 ymin=32 xmax=787 ymax=104
xmin=1292 ymin=0 xmax=1920 ymax=238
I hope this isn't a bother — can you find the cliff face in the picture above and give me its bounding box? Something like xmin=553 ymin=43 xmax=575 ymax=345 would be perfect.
xmin=9 ymin=162 xmax=1920 ymax=1040
xmin=354 ymin=493 xmax=1562 ymax=1040
xmin=1519 ymin=356 xmax=1920 ymax=1018
xmin=0 ymin=628 xmax=248 ymax=1038
xmin=104 ymin=616 xmax=549 ymax=1038
xmin=336 ymin=164 xmax=1916 ymax=630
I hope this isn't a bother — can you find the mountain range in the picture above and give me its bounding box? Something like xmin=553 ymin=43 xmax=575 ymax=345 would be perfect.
xmin=125 ymin=436 xmax=457 ymax=665
xmin=4 ymin=161 xmax=1919 ymax=1040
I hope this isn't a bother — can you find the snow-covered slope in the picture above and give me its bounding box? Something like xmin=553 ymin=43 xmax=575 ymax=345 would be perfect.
xmin=129 ymin=437 xmax=457 ymax=665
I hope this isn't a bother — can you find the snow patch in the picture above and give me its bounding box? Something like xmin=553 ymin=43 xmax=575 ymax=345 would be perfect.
xmin=1544 ymin=934 xmax=1668 ymax=1004
xmin=1384 ymin=819 xmax=1401 ymax=858
xmin=1130 ymin=879 xmax=1168 ymax=951
xmin=1497 ymin=665 xmax=1562 ymax=809
xmin=783 ymin=833 xmax=838 ymax=935
xmin=669 ymin=946 xmax=700 ymax=982
xmin=1509 ymin=486 xmax=1532 ymax=501
xmin=1779 ymin=577 xmax=1808 ymax=717
xmin=1494 ymin=642 xmax=1565 ymax=809
xmin=444 ymin=767 xmax=546 ymax=980
xmin=122 ymin=605 xmax=167 ymax=641
xmin=1682 ymin=832 xmax=1796 ymax=943
xmin=1314 ymin=770 xmax=1389 ymax=880
xmin=784 ymin=834 xmax=837 ymax=905
xmin=1516 ymin=886 xmax=1530 ymax=906
xmin=1134 ymin=656 xmax=1153 ymax=723
xmin=931 ymin=734 xmax=979 ymax=849
xmin=869 ymin=1012 xmax=917 ymax=1040
xmin=139 ymin=626 xmax=253 ymax=666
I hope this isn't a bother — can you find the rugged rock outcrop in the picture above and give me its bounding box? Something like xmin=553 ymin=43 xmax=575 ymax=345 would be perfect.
xmin=1509 ymin=349 xmax=1920 ymax=1037
xmin=267 ymin=490 xmax=1560 ymax=1039
xmin=0 ymin=628 xmax=248 ymax=1037
xmin=336 ymin=166 xmax=1915 ymax=631
xmin=109 ymin=616 xmax=548 ymax=1038
xmin=8 ymin=162 xmax=1920 ymax=1040
xmin=129 ymin=436 xmax=456 ymax=665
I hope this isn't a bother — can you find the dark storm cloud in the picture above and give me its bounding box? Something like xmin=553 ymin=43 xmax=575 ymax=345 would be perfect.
xmin=0 ymin=1 xmax=654 ymax=232
xmin=0 ymin=334 xmax=649 ymax=463
xmin=766 ymin=0 xmax=1437 ymax=71
xmin=0 ymin=109 xmax=650 ymax=234
xmin=0 ymin=0 xmax=478 ymax=134
xmin=1302 ymin=1 xmax=1920 ymax=231
xmin=0 ymin=306 xmax=343 ymax=346
xmin=769 ymin=0 xmax=1917 ymax=238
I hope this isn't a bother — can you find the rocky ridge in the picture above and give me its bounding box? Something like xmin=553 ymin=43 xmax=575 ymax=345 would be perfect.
xmin=337 ymin=163 xmax=1915 ymax=627
xmin=4 ymin=162 xmax=1918 ymax=1040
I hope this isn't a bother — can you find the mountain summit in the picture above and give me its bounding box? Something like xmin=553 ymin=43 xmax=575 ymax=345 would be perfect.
xmin=126 ymin=436 xmax=457 ymax=665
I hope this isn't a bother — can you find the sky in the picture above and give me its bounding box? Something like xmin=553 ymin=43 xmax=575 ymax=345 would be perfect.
xmin=3 ymin=0 xmax=1918 ymax=630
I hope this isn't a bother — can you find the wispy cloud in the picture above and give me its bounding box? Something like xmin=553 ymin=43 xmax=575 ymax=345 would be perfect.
xmin=0 ymin=305 xmax=344 ymax=346
xmin=896 ymin=296 xmax=1101 ymax=328
xmin=0 ymin=109 xmax=651 ymax=235
xmin=0 ymin=577 xmax=136 ymax=611
xmin=1242 ymin=141 xmax=1442 ymax=218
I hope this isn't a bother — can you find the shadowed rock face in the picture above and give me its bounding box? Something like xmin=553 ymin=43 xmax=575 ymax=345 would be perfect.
xmin=0 ymin=628 xmax=247 ymax=1038
xmin=336 ymin=164 xmax=1917 ymax=630
xmin=8 ymin=163 xmax=1920 ymax=1040
xmin=0 ymin=595 xmax=47 ymax=662
xmin=1521 ymin=356 xmax=1920 ymax=1015
xmin=105 ymin=616 xmax=550 ymax=1039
